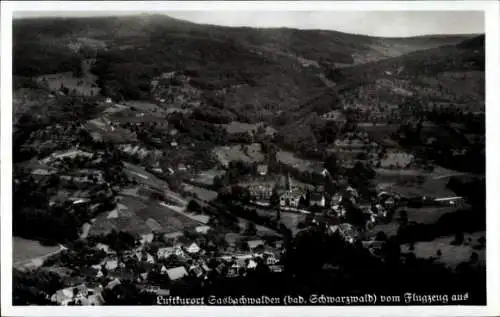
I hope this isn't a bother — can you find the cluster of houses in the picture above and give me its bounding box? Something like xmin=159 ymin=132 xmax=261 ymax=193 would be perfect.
xmin=246 ymin=174 xmax=326 ymax=210
xmin=27 ymin=147 xmax=110 ymax=188
xmin=50 ymin=226 xmax=285 ymax=305
xmin=150 ymin=71 xmax=202 ymax=108
xmin=51 ymin=282 xmax=106 ymax=306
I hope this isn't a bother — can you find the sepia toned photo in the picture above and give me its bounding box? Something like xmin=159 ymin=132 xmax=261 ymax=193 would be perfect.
xmin=1 ymin=1 xmax=499 ymax=316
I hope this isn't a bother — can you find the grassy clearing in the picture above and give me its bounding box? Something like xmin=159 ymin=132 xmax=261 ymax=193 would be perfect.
xmin=192 ymin=169 xmax=226 ymax=186
xmin=123 ymin=162 xmax=170 ymax=192
xmin=123 ymin=100 xmax=161 ymax=112
xmin=379 ymin=151 xmax=414 ymax=169
xmin=222 ymin=121 xmax=277 ymax=136
xmin=13 ymin=237 xmax=62 ymax=263
xmin=183 ymin=183 xmax=218 ymax=202
xmin=37 ymin=71 xmax=99 ymax=96
xmin=136 ymin=205 xmax=200 ymax=232
xmin=384 ymin=175 xmax=458 ymax=198
xmin=405 ymin=206 xmax=459 ymax=224
xmin=88 ymin=199 xmax=200 ymax=237
xmin=401 ymin=231 xmax=486 ymax=268
xmin=213 ymin=143 xmax=265 ymax=166
xmin=366 ymin=222 xmax=400 ymax=238
xmin=276 ymin=150 xmax=323 ymax=173
xmin=236 ymin=217 xmax=280 ymax=237
xmin=279 ymin=212 xmax=306 ymax=235
xmin=85 ymin=118 xmax=137 ymax=143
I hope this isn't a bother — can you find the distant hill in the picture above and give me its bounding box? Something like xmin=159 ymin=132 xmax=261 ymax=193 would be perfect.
xmin=13 ymin=14 xmax=474 ymax=69
xmin=334 ymin=35 xmax=484 ymax=86
xmin=273 ymin=34 xmax=484 ymax=156
xmin=13 ymin=14 xmax=477 ymax=120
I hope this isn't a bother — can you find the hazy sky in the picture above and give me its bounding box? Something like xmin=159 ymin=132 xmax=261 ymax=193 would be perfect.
xmin=13 ymin=11 xmax=484 ymax=37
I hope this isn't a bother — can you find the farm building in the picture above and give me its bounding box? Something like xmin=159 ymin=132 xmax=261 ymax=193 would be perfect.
xmin=166 ymin=266 xmax=189 ymax=281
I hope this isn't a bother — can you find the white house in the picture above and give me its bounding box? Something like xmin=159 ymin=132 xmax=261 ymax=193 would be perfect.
xmin=140 ymin=233 xmax=154 ymax=245
xmin=166 ymin=266 xmax=188 ymax=281
xmin=103 ymin=259 xmax=118 ymax=271
xmin=105 ymin=278 xmax=121 ymax=291
xmin=174 ymin=246 xmax=186 ymax=258
xmin=135 ymin=252 xmax=155 ymax=264
xmin=157 ymin=247 xmax=175 ymax=260
xmin=266 ymin=256 xmax=279 ymax=266
xmin=186 ymin=242 xmax=201 ymax=254
xmin=247 ymin=259 xmax=258 ymax=270
xmin=257 ymin=164 xmax=268 ymax=176
xmin=195 ymin=225 xmax=211 ymax=235
xmin=95 ymin=243 xmax=113 ymax=254
xmin=51 ymin=284 xmax=88 ymax=305
xmin=279 ymin=191 xmax=303 ymax=208
xmin=189 ymin=265 xmax=204 ymax=278
xmin=160 ymin=265 xmax=168 ymax=275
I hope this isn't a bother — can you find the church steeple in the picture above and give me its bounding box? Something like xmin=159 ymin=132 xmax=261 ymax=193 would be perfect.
xmin=286 ymin=173 xmax=292 ymax=191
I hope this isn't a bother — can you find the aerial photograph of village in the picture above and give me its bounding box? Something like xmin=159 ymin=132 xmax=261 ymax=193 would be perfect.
xmin=10 ymin=9 xmax=486 ymax=306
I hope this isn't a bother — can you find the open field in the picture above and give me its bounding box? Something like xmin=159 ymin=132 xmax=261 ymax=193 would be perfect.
xmin=37 ymin=71 xmax=100 ymax=96
xmin=252 ymin=206 xmax=304 ymax=235
xmin=85 ymin=118 xmax=137 ymax=143
xmin=236 ymin=216 xmax=281 ymax=237
xmin=213 ymin=143 xmax=265 ymax=167
xmin=123 ymin=162 xmax=170 ymax=192
xmin=381 ymin=174 xmax=461 ymax=198
xmin=88 ymin=199 xmax=201 ymax=237
xmin=276 ymin=150 xmax=323 ymax=173
xmin=136 ymin=204 xmax=201 ymax=232
xmin=159 ymin=202 xmax=210 ymax=224
xmin=279 ymin=212 xmax=306 ymax=235
xmin=222 ymin=121 xmax=277 ymax=136
xmin=13 ymin=237 xmax=66 ymax=270
xmin=366 ymin=222 xmax=400 ymax=238
xmin=406 ymin=206 xmax=460 ymax=224
xmin=401 ymin=231 xmax=486 ymax=268
xmin=123 ymin=100 xmax=162 ymax=112
xmin=191 ymin=169 xmax=226 ymax=186
xmin=13 ymin=237 xmax=63 ymax=263
xmin=183 ymin=183 xmax=218 ymax=202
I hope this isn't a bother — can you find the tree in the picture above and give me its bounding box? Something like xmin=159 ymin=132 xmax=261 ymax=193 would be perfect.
xmin=298 ymin=196 xmax=308 ymax=209
xmin=478 ymin=236 xmax=486 ymax=248
xmin=344 ymin=205 xmax=366 ymax=228
xmin=399 ymin=209 xmax=408 ymax=225
xmin=470 ymin=251 xmax=479 ymax=264
xmin=375 ymin=231 xmax=388 ymax=242
xmin=269 ymin=190 xmax=280 ymax=207
xmin=187 ymin=200 xmax=202 ymax=214
xmin=304 ymin=190 xmax=311 ymax=207
xmin=244 ymin=222 xmax=257 ymax=236
xmin=452 ymin=231 xmax=465 ymax=245
xmin=324 ymin=154 xmax=338 ymax=176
